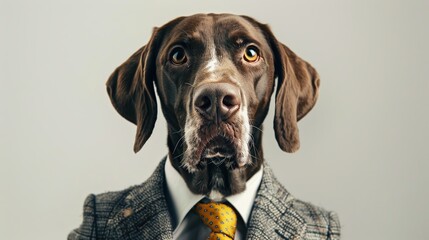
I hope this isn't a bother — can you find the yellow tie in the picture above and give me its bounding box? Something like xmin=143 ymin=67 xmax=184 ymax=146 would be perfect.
xmin=195 ymin=202 xmax=237 ymax=240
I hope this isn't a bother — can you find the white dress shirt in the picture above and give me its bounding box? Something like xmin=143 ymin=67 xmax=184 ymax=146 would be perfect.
xmin=164 ymin=156 xmax=263 ymax=240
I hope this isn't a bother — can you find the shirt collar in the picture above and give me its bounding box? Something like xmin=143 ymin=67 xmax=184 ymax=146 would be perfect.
xmin=226 ymin=164 xmax=263 ymax=224
xmin=164 ymin=156 xmax=263 ymax=230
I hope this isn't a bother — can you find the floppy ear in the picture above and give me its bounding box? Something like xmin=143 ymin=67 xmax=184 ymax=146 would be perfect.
xmin=106 ymin=29 xmax=160 ymax=153
xmin=261 ymin=27 xmax=320 ymax=153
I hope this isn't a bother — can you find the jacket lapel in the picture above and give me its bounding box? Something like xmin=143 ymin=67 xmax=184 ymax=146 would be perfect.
xmin=246 ymin=164 xmax=306 ymax=240
xmin=105 ymin=158 xmax=306 ymax=239
xmin=108 ymin=158 xmax=174 ymax=240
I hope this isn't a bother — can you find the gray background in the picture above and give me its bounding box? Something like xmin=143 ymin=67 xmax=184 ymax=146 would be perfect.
xmin=1 ymin=0 xmax=428 ymax=239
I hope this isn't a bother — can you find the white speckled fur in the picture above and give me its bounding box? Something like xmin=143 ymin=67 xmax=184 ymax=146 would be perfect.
xmin=205 ymin=45 xmax=218 ymax=73
xmin=183 ymin=100 xmax=251 ymax=172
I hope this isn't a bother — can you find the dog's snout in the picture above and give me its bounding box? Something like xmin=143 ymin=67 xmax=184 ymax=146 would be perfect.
xmin=194 ymin=83 xmax=241 ymax=122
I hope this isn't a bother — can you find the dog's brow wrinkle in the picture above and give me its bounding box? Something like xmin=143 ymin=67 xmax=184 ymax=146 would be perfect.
xmin=179 ymin=30 xmax=193 ymax=39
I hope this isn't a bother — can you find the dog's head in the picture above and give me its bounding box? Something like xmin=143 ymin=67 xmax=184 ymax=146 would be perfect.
xmin=106 ymin=14 xmax=319 ymax=199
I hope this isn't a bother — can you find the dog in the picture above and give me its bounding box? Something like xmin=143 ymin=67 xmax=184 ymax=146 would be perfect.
xmin=69 ymin=13 xmax=340 ymax=240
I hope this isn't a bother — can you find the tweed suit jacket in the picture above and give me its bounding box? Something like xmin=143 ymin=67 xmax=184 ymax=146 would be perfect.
xmin=69 ymin=158 xmax=340 ymax=240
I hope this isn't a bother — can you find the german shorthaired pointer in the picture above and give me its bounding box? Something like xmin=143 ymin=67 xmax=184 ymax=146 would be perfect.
xmin=69 ymin=13 xmax=340 ymax=240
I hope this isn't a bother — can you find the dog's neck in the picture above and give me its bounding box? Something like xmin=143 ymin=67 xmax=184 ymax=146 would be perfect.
xmin=166 ymin=124 xmax=264 ymax=196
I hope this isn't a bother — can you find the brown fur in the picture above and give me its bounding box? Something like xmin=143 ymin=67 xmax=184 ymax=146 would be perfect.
xmin=106 ymin=14 xmax=319 ymax=197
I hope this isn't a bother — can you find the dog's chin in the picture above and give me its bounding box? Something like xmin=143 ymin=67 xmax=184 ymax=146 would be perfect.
xmin=189 ymin=158 xmax=247 ymax=199
xmin=182 ymin=136 xmax=248 ymax=198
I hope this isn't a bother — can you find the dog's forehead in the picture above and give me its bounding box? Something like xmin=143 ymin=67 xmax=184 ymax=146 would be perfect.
xmin=162 ymin=14 xmax=267 ymax=47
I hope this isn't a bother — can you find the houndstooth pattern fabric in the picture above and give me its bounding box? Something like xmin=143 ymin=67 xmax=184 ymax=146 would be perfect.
xmin=68 ymin=158 xmax=340 ymax=239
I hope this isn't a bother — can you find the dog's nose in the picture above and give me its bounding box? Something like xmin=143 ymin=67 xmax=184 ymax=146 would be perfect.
xmin=193 ymin=82 xmax=241 ymax=122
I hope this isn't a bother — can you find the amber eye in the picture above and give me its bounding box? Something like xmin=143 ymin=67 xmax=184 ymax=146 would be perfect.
xmin=243 ymin=46 xmax=260 ymax=62
xmin=170 ymin=47 xmax=187 ymax=65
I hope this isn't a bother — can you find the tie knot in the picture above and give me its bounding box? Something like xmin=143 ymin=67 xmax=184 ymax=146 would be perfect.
xmin=195 ymin=202 xmax=237 ymax=240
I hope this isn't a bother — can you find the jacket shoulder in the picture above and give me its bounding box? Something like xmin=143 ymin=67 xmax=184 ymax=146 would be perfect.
xmin=288 ymin=199 xmax=341 ymax=239
xmin=68 ymin=159 xmax=168 ymax=239
xmin=68 ymin=187 xmax=135 ymax=240
xmin=259 ymin=163 xmax=341 ymax=239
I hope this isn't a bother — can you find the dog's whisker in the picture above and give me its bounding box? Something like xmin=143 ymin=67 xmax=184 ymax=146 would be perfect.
xmin=177 ymin=148 xmax=195 ymax=168
xmin=247 ymin=134 xmax=259 ymax=162
xmin=184 ymin=82 xmax=195 ymax=88
xmin=174 ymin=151 xmax=186 ymax=161
xmin=171 ymin=129 xmax=185 ymax=135
xmin=250 ymin=124 xmax=264 ymax=133
xmin=172 ymin=134 xmax=186 ymax=154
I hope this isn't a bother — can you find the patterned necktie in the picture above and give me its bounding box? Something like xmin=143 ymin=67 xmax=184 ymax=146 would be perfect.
xmin=195 ymin=202 xmax=237 ymax=240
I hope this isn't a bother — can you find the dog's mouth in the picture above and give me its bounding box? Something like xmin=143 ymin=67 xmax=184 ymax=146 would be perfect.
xmin=180 ymin=110 xmax=251 ymax=196
xmin=182 ymin=115 xmax=250 ymax=174
xmin=197 ymin=136 xmax=238 ymax=169
xmin=203 ymin=136 xmax=235 ymax=159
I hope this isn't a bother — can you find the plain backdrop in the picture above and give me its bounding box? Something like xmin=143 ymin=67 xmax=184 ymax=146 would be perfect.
xmin=1 ymin=0 xmax=428 ymax=239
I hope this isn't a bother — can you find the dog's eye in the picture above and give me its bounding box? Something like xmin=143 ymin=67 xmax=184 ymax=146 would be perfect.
xmin=170 ymin=47 xmax=187 ymax=65
xmin=243 ymin=46 xmax=260 ymax=62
